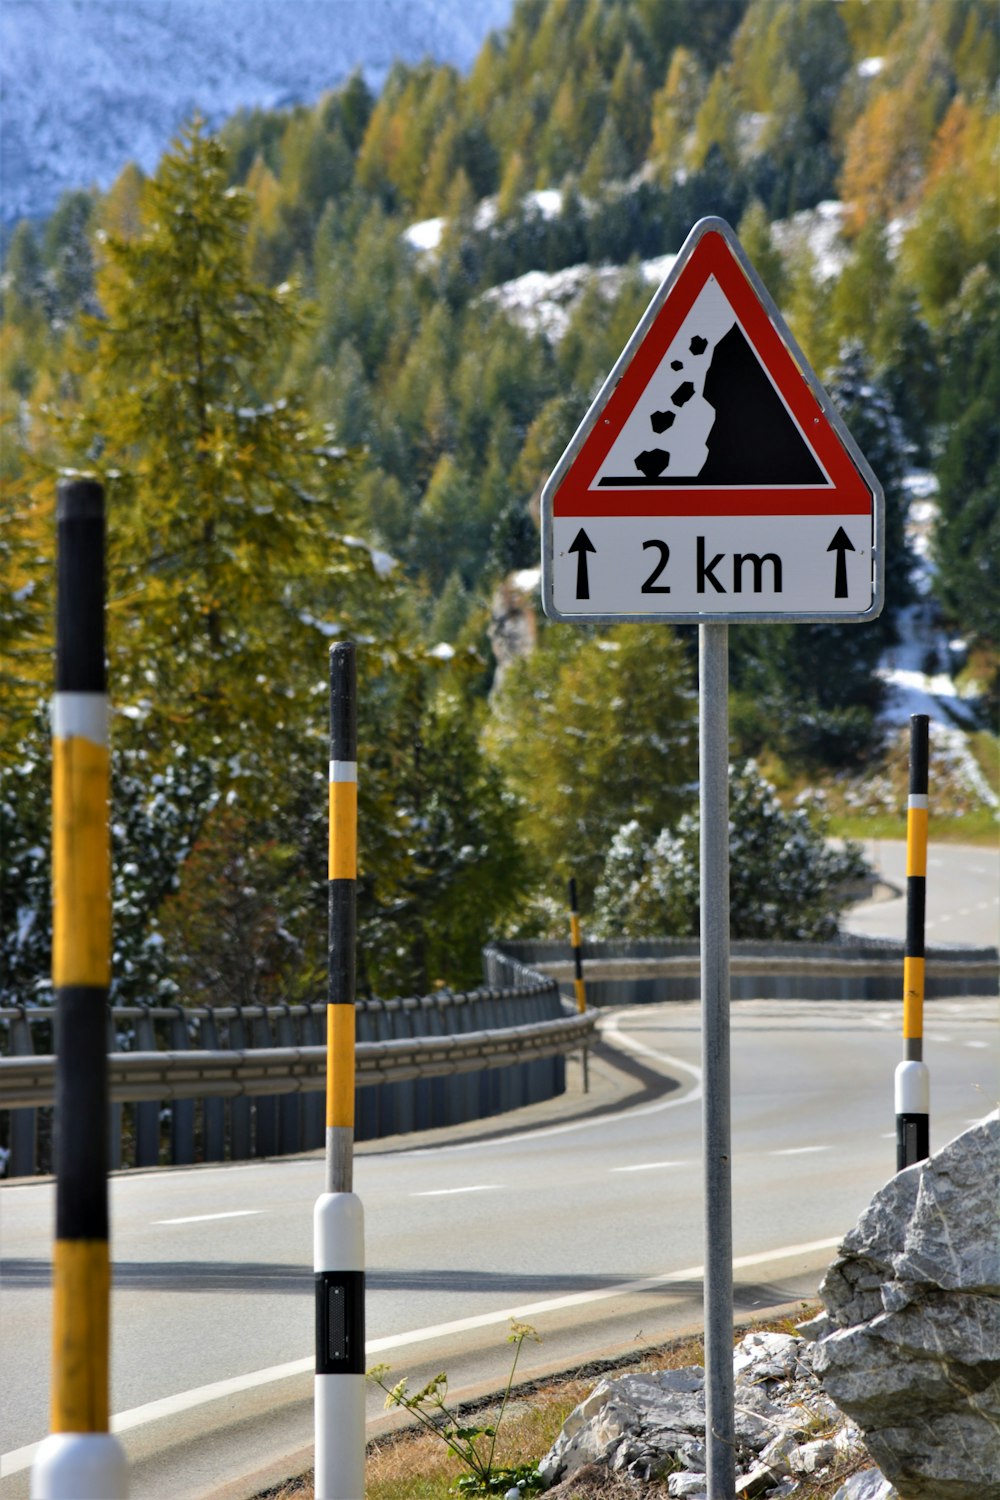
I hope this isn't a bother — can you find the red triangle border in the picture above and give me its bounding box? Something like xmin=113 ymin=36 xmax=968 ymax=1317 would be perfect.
xmin=552 ymin=230 xmax=874 ymax=519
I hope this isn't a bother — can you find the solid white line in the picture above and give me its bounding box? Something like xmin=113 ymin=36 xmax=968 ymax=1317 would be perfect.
xmin=612 ymin=1161 xmax=688 ymax=1173
xmin=153 ymin=1210 xmax=263 ymax=1225
xmin=769 ymin=1146 xmax=830 ymax=1157
xmin=411 ymin=1185 xmax=500 ymax=1197
xmin=0 ymin=1231 xmax=841 ymax=1477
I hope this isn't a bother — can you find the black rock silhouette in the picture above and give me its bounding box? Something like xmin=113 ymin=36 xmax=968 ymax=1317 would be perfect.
xmin=670 ymin=359 xmax=684 ymax=371
xmin=671 ymin=380 xmax=696 ymax=407
xmin=634 ymin=448 xmax=670 ymax=479
xmin=650 ymin=410 xmax=676 ymax=434
xmin=690 ymin=335 xmax=708 ymax=355
xmin=698 ymin=324 xmax=825 ymax=484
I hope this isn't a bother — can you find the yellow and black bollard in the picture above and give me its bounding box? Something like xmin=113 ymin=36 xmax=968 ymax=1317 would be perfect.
xmin=896 ymin=712 xmax=930 ymax=1171
xmin=32 ymin=478 xmax=127 ymax=1498
xmin=568 ymin=878 xmax=587 ymax=1014
xmin=314 ymin=642 xmax=366 ymax=1499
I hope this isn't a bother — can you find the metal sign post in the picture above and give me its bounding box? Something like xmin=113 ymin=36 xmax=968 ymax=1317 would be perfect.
xmin=540 ymin=218 xmax=885 ymax=1500
xmin=699 ymin=623 xmax=734 ymax=1496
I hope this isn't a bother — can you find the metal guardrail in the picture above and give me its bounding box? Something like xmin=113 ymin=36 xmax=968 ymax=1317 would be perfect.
xmin=5 ymin=937 xmax=995 ymax=1178
xmin=488 ymin=937 xmax=999 ymax=1004
xmin=0 ymin=972 xmax=594 ymax=1177
xmin=0 ymin=1012 xmax=598 ymax=1110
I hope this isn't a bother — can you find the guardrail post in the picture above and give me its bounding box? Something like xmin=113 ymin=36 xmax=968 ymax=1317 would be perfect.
xmin=302 ymin=1002 xmax=326 ymax=1149
xmin=315 ymin=641 xmax=365 ymax=1500
xmin=133 ymin=1005 xmax=159 ymax=1167
xmin=276 ymin=1004 xmax=302 ymax=1153
xmin=252 ymin=1006 xmax=278 ymax=1157
xmin=228 ymin=1008 xmax=251 ymax=1160
xmin=169 ymin=1006 xmax=195 ymax=1165
xmin=32 ymin=478 xmax=127 ymax=1499
xmin=896 ymin=713 xmax=931 ymax=1171
xmin=9 ymin=1007 xmax=38 ymax=1176
xmin=197 ymin=1010 xmax=226 ymax=1161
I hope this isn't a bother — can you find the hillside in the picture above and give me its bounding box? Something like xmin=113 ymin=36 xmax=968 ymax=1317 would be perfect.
xmin=1 ymin=0 xmax=997 ymax=1017
xmin=0 ymin=0 xmax=515 ymax=226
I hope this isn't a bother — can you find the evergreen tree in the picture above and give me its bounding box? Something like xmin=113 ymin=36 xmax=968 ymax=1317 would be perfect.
xmin=487 ymin=623 xmax=697 ymax=902
xmin=59 ymin=119 xmax=377 ymax=792
xmin=357 ymin=650 xmax=532 ymax=993
xmin=591 ymin=763 xmax=867 ymax=940
xmin=932 ymin=266 xmax=1000 ymax=650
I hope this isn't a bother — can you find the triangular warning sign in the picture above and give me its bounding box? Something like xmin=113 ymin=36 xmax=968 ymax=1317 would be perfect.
xmin=548 ymin=218 xmax=876 ymax=519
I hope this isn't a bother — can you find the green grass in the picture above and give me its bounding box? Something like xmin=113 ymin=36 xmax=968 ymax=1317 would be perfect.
xmin=829 ymin=809 xmax=999 ymax=845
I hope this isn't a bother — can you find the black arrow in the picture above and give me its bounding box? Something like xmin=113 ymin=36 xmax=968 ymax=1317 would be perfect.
xmin=568 ymin=528 xmax=597 ymax=600
xmin=827 ymin=526 xmax=855 ymax=599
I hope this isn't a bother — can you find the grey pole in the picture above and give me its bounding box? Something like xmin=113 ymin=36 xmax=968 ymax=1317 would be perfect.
xmin=699 ymin=622 xmax=735 ymax=1498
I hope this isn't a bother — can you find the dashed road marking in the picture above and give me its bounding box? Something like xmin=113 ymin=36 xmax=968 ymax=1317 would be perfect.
xmin=154 ymin=1210 xmax=263 ymax=1225
xmin=412 ymin=1185 xmax=501 ymax=1196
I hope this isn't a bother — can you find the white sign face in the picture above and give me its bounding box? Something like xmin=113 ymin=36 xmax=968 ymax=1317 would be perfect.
xmin=541 ymin=218 xmax=884 ymax=624
xmin=549 ymin=514 xmax=874 ymax=617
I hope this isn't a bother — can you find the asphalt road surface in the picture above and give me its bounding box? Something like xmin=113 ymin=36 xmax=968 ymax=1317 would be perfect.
xmin=842 ymin=839 xmax=998 ymax=948
xmin=3 ymin=981 xmax=996 ymax=1499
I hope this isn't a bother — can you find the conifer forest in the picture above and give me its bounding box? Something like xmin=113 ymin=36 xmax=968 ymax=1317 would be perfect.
xmin=2 ymin=0 xmax=997 ymax=1021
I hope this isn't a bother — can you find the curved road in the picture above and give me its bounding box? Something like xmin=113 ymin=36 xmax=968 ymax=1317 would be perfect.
xmin=2 ymin=844 xmax=996 ymax=1498
xmin=842 ymin=839 xmax=998 ymax=948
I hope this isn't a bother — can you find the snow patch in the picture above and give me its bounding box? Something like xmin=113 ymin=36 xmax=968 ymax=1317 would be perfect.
xmin=404 ymin=217 xmax=445 ymax=253
xmin=480 ymin=252 xmax=677 ymax=343
xmin=342 ymin=535 xmax=397 ymax=577
xmin=858 ymin=56 xmax=885 ymax=79
xmin=770 ymin=200 xmax=848 ymax=283
xmin=874 ymin=473 xmax=996 ymax=812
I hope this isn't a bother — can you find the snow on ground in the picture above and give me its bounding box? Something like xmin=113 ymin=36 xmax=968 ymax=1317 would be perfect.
xmin=877 ymin=471 xmax=997 ymax=811
xmin=480 ymin=252 xmax=676 ymax=342
xmin=769 ymin=199 xmax=849 ymax=282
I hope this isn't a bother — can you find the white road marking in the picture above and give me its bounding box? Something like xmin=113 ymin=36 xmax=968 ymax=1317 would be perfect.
xmin=612 ymin=1161 xmax=688 ymax=1173
xmin=0 ymin=1234 xmax=842 ymax=1476
xmin=153 ymin=1210 xmax=263 ymax=1225
xmin=770 ymin=1146 xmax=830 ymax=1157
xmin=966 ymin=1040 xmax=990 ymax=1049
xmin=392 ymin=1008 xmax=703 ymax=1157
xmin=411 ymin=1185 xmax=500 ymax=1197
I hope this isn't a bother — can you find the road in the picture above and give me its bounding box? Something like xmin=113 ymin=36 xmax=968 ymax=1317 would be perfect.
xmin=842 ymin=839 xmax=998 ymax=948
xmin=3 ymin=982 xmax=996 ymax=1499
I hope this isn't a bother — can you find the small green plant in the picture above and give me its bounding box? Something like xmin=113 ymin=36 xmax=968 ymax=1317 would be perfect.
xmin=367 ymin=1321 xmax=545 ymax=1496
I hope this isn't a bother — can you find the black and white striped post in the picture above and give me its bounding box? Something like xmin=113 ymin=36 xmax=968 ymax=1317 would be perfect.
xmin=314 ymin=642 xmax=366 ymax=1500
xmin=32 ymin=479 xmax=128 ymax=1499
xmin=896 ymin=712 xmax=930 ymax=1171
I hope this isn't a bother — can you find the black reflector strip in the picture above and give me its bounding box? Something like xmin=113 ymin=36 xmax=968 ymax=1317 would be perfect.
xmin=315 ymin=1270 xmax=365 ymax=1374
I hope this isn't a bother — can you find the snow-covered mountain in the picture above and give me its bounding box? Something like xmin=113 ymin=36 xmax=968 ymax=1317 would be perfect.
xmin=0 ymin=0 xmax=515 ymax=227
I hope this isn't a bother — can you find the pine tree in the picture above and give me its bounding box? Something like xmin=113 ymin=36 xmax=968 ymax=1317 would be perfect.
xmin=59 ymin=119 xmax=379 ymax=797
xmin=487 ymin=623 xmax=698 ymax=902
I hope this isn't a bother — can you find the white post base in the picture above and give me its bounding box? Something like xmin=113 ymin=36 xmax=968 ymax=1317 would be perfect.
xmin=895 ymin=1059 xmax=930 ymax=1114
xmin=315 ymin=1374 xmax=366 ymax=1500
xmin=314 ymin=1191 xmax=365 ymax=1499
xmin=31 ymin=1432 xmax=128 ymax=1499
